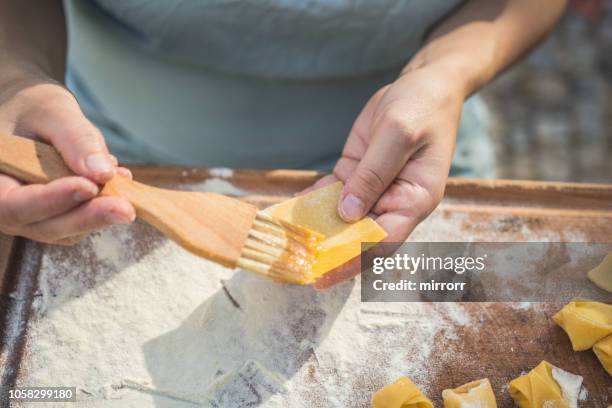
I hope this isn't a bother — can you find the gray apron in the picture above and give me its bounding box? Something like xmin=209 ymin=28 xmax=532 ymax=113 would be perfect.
xmin=65 ymin=0 xmax=494 ymax=177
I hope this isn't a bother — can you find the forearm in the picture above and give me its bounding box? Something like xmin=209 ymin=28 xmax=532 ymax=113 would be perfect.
xmin=404 ymin=0 xmax=567 ymax=97
xmin=0 ymin=0 xmax=67 ymax=81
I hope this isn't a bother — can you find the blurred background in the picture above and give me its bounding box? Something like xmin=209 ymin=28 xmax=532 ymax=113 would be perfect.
xmin=483 ymin=0 xmax=612 ymax=183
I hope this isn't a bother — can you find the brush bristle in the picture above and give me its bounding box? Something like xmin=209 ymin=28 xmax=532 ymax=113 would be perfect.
xmin=237 ymin=212 xmax=324 ymax=284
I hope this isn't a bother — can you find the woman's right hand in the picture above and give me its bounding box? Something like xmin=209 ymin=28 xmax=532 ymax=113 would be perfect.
xmin=0 ymin=69 xmax=136 ymax=245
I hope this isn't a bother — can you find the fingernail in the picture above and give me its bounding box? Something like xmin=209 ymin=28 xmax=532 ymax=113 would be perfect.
xmin=73 ymin=187 xmax=97 ymax=203
xmin=106 ymin=212 xmax=132 ymax=225
xmin=85 ymin=153 xmax=114 ymax=174
xmin=117 ymin=168 xmax=133 ymax=179
xmin=339 ymin=194 xmax=365 ymax=222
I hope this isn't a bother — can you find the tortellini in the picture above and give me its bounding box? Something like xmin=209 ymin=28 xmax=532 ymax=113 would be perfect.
xmin=552 ymin=299 xmax=612 ymax=351
xmin=371 ymin=377 xmax=433 ymax=408
xmin=509 ymin=361 xmax=582 ymax=408
xmin=593 ymin=334 xmax=612 ymax=375
xmin=441 ymin=378 xmax=497 ymax=408
xmin=553 ymin=299 xmax=612 ymax=374
xmin=588 ymin=252 xmax=612 ymax=292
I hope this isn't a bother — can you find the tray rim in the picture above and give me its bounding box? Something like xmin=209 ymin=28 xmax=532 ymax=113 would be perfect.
xmin=130 ymin=165 xmax=612 ymax=191
xmin=1 ymin=167 xmax=612 ymax=401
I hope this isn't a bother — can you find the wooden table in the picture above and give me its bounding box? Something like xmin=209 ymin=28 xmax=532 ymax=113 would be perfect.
xmin=1 ymin=168 xmax=611 ymax=407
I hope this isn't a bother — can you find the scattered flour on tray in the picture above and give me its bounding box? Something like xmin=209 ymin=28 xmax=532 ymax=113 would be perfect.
xmin=18 ymin=222 xmax=472 ymax=408
xmin=207 ymin=167 xmax=234 ymax=179
xmin=15 ymin=184 xmax=599 ymax=407
xmin=17 ymin=181 xmax=488 ymax=407
xmin=178 ymin=178 xmax=244 ymax=196
xmin=411 ymin=208 xmax=589 ymax=242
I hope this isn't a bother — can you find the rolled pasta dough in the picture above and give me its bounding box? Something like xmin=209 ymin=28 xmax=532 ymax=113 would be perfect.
xmin=265 ymin=182 xmax=386 ymax=283
xmin=508 ymin=361 xmax=582 ymax=408
xmin=588 ymin=253 xmax=612 ymax=293
xmin=593 ymin=334 xmax=612 ymax=375
xmin=371 ymin=377 xmax=433 ymax=408
xmin=552 ymin=299 xmax=612 ymax=351
xmin=441 ymin=378 xmax=497 ymax=408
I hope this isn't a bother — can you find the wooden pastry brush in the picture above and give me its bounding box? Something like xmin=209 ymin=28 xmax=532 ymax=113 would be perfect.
xmin=0 ymin=133 xmax=324 ymax=284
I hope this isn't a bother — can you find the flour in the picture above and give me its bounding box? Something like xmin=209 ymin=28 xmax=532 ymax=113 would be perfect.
xmin=578 ymin=386 xmax=588 ymax=402
xmin=208 ymin=168 xmax=234 ymax=179
xmin=179 ymin=178 xmax=244 ymax=195
xmin=512 ymin=302 xmax=533 ymax=310
xmin=439 ymin=303 xmax=472 ymax=326
xmin=89 ymin=227 xmax=131 ymax=269
xmin=551 ymin=366 xmax=583 ymax=408
xmin=17 ymin=219 xmax=472 ymax=407
xmin=411 ymin=208 xmax=589 ymax=242
xmin=19 ymin=185 xmax=560 ymax=407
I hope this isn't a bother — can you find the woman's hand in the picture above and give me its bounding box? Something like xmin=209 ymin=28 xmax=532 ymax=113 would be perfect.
xmin=0 ymin=68 xmax=135 ymax=245
xmin=310 ymin=62 xmax=466 ymax=288
xmin=310 ymin=0 xmax=568 ymax=289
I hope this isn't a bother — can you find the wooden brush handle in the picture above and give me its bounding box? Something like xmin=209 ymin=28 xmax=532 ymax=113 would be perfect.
xmin=0 ymin=133 xmax=144 ymax=205
xmin=0 ymin=133 xmax=75 ymax=183
xmin=0 ymin=133 xmax=256 ymax=268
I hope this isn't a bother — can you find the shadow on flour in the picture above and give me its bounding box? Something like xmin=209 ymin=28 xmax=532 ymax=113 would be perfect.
xmin=140 ymin=270 xmax=354 ymax=407
xmin=35 ymin=220 xmax=165 ymax=313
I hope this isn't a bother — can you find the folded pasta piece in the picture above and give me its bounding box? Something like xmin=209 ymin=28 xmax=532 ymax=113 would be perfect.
xmin=371 ymin=377 xmax=433 ymax=408
xmin=552 ymin=299 xmax=612 ymax=351
xmin=509 ymin=361 xmax=583 ymax=408
xmin=593 ymin=334 xmax=612 ymax=375
xmin=588 ymin=252 xmax=612 ymax=292
xmin=441 ymin=378 xmax=497 ymax=408
xmin=265 ymin=182 xmax=387 ymax=284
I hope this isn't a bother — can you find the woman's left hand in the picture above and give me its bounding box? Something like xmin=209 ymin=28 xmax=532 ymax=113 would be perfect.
xmin=309 ymin=62 xmax=467 ymax=288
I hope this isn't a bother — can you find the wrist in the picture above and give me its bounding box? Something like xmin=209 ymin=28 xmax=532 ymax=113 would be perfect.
xmin=401 ymin=50 xmax=491 ymax=99
xmin=0 ymin=58 xmax=61 ymax=95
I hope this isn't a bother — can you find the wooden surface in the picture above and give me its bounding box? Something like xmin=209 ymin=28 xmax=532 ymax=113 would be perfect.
xmin=0 ymin=234 xmax=14 ymax=295
xmin=1 ymin=168 xmax=611 ymax=407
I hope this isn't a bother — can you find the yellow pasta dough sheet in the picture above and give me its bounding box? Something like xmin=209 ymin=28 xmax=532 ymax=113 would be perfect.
xmin=588 ymin=252 xmax=612 ymax=293
xmin=552 ymin=299 xmax=612 ymax=351
xmin=371 ymin=377 xmax=433 ymax=408
xmin=441 ymin=378 xmax=497 ymax=408
xmin=509 ymin=361 xmax=579 ymax=408
xmin=264 ymin=182 xmax=387 ymax=284
xmin=593 ymin=334 xmax=612 ymax=376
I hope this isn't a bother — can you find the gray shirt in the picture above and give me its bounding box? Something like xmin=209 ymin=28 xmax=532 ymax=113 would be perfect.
xmin=65 ymin=0 xmax=492 ymax=176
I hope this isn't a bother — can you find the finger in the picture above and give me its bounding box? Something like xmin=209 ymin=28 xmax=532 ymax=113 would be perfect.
xmin=21 ymin=98 xmax=116 ymax=183
xmin=314 ymin=256 xmax=361 ymax=289
xmin=0 ymin=175 xmax=98 ymax=225
xmin=375 ymin=140 xmax=450 ymax=212
xmin=296 ymin=174 xmax=338 ymax=196
xmin=339 ymin=111 xmax=425 ymax=223
xmin=109 ymin=156 xmax=134 ymax=180
xmin=116 ymin=167 xmax=133 ymax=179
xmin=372 ymin=150 xmax=451 ymax=243
xmin=27 ymin=196 xmax=135 ymax=242
xmin=375 ymin=212 xmax=421 ymax=243
xmin=0 ymin=173 xmax=21 ymax=191
xmin=55 ymin=234 xmax=87 ymax=246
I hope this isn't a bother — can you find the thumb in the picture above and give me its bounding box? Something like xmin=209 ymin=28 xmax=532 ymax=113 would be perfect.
xmin=338 ymin=120 xmax=421 ymax=222
xmin=23 ymin=96 xmax=116 ymax=183
xmin=339 ymin=161 xmax=398 ymax=222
